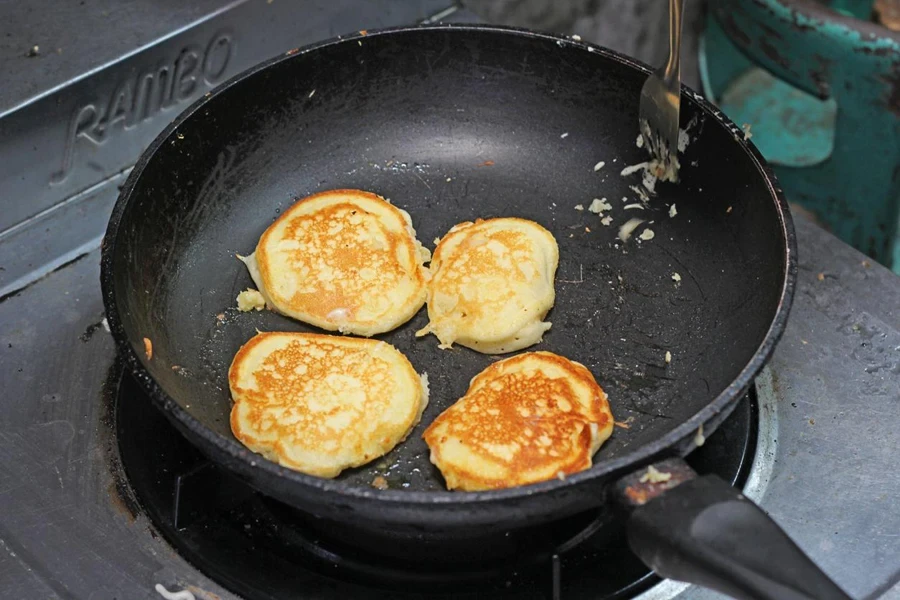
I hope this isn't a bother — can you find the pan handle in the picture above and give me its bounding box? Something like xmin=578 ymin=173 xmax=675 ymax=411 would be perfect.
xmin=613 ymin=457 xmax=852 ymax=600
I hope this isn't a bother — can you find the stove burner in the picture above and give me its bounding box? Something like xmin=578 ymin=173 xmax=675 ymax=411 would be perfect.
xmin=115 ymin=372 xmax=757 ymax=600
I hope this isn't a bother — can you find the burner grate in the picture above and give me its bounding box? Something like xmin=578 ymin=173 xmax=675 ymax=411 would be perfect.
xmin=116 ymin=371 xmax=757 ymax=600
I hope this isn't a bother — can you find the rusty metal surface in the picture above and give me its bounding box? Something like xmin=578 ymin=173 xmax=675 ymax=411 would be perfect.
xmin=706 ymin=0 xmax=900 ymax=269
xmin=712 ymin=0 xmax=900 ymax=97
xmin=614 ymin=458 xmax=698 ymax=508
xmin=875 ymin=0 xmax=900 ymax=30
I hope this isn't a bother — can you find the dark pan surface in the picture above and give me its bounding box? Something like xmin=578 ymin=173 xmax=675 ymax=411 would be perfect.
xmin=103 ymin=26 xmax=793 ymax=526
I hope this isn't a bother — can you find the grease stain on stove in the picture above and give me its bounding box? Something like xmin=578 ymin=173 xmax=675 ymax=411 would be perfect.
xmin=98 ymin=359 xmax=143 ymax=524
xmin=107 ymin=480 xmax=138 ymax=524
xmin=80 ymin=316 xmax=107 ymax=342
xmin=187 ymin=584 xmax=223 ymax=600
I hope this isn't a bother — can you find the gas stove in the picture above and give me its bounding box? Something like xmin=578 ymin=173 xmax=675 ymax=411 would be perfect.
xmin=1 ymin=2 xmax=899 ymax=599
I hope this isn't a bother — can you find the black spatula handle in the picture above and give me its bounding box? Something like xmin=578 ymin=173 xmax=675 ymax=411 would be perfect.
xmin=615 ymin=458 xmax=852 ymax=600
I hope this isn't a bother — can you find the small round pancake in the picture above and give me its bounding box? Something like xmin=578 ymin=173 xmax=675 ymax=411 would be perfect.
xmin=229 ymin=332 xmax=428 ymax=478
xmin=423 ymin=351 xmax=613 ymax=491
xmin=240 ymin=189 xmax=431 ymax=336
xmin=416 ymin=217 xmax=558 ymax=354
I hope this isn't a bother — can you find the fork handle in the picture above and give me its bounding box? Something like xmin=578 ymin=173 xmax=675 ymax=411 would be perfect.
xmin=664 ymin=0 xmax=685 ymax=84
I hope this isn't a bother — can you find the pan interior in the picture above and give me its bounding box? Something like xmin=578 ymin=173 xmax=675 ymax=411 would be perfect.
xmin=112 ymin=28 xmax=786 ymax=493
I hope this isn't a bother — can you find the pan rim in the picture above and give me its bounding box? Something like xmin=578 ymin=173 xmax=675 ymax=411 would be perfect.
xmin=101 ymin=23 xmax=797 ymax=509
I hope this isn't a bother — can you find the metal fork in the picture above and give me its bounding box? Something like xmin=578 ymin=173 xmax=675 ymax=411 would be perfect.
xmin=639 ymin=0 xmax=685 ymax=165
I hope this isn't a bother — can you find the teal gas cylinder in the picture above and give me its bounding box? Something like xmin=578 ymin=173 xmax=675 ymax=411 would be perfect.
xmin=700 ymin=0 xmax=900 ymax=272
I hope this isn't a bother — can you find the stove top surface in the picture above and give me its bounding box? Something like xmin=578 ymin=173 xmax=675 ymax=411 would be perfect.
xmin=1 ymin=2 xmax=899 ymax=600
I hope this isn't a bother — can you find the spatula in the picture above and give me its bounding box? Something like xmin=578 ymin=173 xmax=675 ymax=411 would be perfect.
xmin=639 ymin=0 xmax=685 ymax=171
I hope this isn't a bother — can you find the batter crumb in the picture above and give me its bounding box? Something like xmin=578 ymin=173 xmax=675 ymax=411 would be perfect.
xmin=640 ymin=465 xmax=672 ymax=484
xmin=694 ymin=424 xmax=706 ymax=447
xmin=237 ymin=289 xmax=266 ymax=312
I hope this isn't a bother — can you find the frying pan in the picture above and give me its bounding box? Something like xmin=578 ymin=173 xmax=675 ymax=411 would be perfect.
xmin=101 ymin=25 xmax=850 ymax=600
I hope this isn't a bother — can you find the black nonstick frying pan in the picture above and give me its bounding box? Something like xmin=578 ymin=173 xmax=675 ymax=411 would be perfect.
xmin=101 ymin=25 xmax=851 ymax=600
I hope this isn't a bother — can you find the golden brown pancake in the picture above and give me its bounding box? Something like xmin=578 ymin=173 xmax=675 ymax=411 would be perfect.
xmin=416 ymin=217 xmax=558 ymax=354
xmin=239 ymin=189 xmax=431 ymax=336
xmin=423 ymin=351 xmax=613 ymax=491
xmin=229 ymin=332 xmax=428 ymax=478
